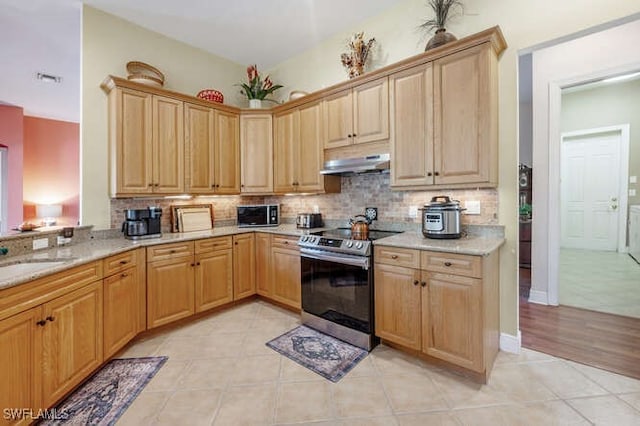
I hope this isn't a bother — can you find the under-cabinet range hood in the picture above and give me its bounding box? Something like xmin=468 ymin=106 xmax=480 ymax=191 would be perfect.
xmin=319 ymin=153 xmax=390 ymax=175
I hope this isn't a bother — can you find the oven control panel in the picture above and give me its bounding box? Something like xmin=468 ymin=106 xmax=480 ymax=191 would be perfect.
xmin=298 ymin=235 xmax=371 ymax=256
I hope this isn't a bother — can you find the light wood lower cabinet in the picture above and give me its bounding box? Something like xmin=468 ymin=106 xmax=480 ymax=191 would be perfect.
xmin=270 ymin=236 xmax=301 ymax=309
xmin=41 ymin=281 xmax=103 ymax=407
xmin=374 ymin=262 xmax=422 ymax=350
xmin=103 ymin=249 xmax=146 ymax=359
xmin=233 ymin=234 xmax=256 ymax=300
xmin=147 ymin=242 xmax=196 ymax=329
xmin=374 ymin=245 xmax=499 ymax=380
xmin=255 ymin=233 xmax=272 ymax=297
xmin=195 ymin=238 xmax=233 ymax=311
xmin=0 ymin=308 xmax=39 ymax=425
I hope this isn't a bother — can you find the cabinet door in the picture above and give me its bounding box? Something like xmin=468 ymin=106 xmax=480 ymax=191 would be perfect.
xmin=103 ymin=266 xmax=140 ymax=359
xmin=147 ymin=257 xmax=195 ymax=328
xmin=41 ymin=281 xmax=103 ymax=408
xmin=240 ymin=114 xmax=273 ymax=193
xmin=0 ymin=308 xmax=40 ymax=423
xmin=255 ymin=233 xmax=272 ymax=297
xmin=434 ymin=43 xmax=494 ymax=185
xmin=273 ymin=110 xmax=298 ymax=193
xmin=353 ymin=78 xmax=389 ymax=145
xmin=195 ymin=250 xmax=233 ymax=311
xmin=389 ymin=64 xmax=434 ymax=187
xmin=214 ymin=110 xmax=241 ymax=194
xmin=323 ymin=89 xmax=353 ymax=148
xmin=271 ymin=247 xmax=301 ymax=309
xmin=185 ymin=103 xmax=215 ymax=193
xmin=297 ymin=102 xmax=324 ymax=192
xmin=374 ymin=263 xmax=421 ymax=350
xmin=152 ymin=95 xmax=184 ymax=193
xmin=233 ymin=234 xmax=256 ymax=300
xmin=422 ymin=271 xmax=483 ymax=372
xmin=115 ymin=88 xmax=153 ymax=194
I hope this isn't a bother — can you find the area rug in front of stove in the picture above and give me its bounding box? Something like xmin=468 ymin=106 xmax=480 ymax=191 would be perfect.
xmin=266 ymin=325 xmax=367 ymax=382
xmin=41 ymin=356 xmax=167 ymax=426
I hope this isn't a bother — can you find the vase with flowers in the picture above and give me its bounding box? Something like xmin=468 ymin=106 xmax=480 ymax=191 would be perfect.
xmin=340 ymin=32 xmax=376 ymax=79
xmin=238 ymin=64 xmax=283 ymax=108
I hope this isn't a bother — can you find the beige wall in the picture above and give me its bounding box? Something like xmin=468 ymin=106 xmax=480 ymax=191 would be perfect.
xmin=561 ymin=80 xmax=640 ymax=207
xmin=81 ymin=6 xmax=244 ymax=229
xmin=266 ymin=0 xmax=640 ymax=338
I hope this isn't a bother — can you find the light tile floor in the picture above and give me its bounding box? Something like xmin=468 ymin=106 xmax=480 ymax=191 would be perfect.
xmin=559 ymin=248 xmax=640 ymax=318
xmin=116 ymin=300 xmax=640 ymax=425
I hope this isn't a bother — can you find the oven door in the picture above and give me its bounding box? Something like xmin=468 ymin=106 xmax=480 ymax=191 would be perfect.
xmin=300 ymin=248 xmax=373 ymax=334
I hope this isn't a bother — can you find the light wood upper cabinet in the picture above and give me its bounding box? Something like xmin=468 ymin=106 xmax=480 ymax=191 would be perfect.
xmin=112 ymin=88 xmax=153 ymax=194
xmin=323 ymin=78 xmax=389 ymax=149
xmin=434 ymin=43 xmax=496 ymax=185
xmin=274 ymin=102 xmax=339 ymax=194
xmin=153 ymin=95 xmax=185 ymax=193
xmin=391 ymin=42 xmax=498 ymax=189
xmin=214 ymin=110 xmax=241 ymax=194
xmin=185 ymin=103 xmax=215 ymax=193
xmin=240 ymin=114 xmax=273 ymax=193
xmin=108 ymin=88 xmax=184 ymax=196
xmin=389 ymin=64 xmax=434 ymax=187
xmin=233 ymin=233 xmax=256 ymax=300
xmin=41 ymin=281 xmax=103 ymax=407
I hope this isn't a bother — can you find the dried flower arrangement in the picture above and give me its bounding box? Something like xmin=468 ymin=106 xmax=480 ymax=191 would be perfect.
xmin=420 ymin=0 xmax=464 ymax=50
xmin=340 ymin=32 xmax=376 ymax=79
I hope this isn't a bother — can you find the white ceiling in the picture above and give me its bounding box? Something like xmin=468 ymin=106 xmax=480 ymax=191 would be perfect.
xmin=0 ymin=0 xmax=404 ymax=123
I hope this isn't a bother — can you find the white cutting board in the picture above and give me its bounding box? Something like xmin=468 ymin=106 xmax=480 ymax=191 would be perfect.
xmin=178 ymin=207 xmax=212 ymax=232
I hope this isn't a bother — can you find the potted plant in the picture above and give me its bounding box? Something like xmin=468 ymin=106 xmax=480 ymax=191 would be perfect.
xmin=420 ymin=0 xmax=463 ymax=51
xmin=238 ymin=64 xmax=283 ymax=108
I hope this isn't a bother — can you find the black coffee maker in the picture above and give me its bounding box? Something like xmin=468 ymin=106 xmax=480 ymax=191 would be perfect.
xmin=122 ymin=207 xmax=162 ymax=240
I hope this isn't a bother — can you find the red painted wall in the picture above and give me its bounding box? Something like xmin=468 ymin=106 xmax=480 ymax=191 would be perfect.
xmin=0 ymin=105 xmax=24 ymax=230
xmin=23 ymin=116 xmax=80 ymax=226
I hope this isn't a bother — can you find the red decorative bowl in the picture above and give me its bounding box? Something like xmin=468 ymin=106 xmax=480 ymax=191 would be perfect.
xmin=197 ymin=89 xmax=224 ymax=104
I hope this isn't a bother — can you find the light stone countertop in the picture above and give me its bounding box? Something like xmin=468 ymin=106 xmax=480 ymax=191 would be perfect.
xmin=0 ymin=224 xmax=324 ymax=291
xmin=372 ymin=231 xmax=505 ymax=256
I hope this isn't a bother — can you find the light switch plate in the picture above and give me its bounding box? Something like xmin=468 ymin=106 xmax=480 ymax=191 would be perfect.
xmin=630 ymin=176 xmax=637 ymax=184
xmin=409 ymin=206 xmax=418 ymax=218
xmin=465 ymin=201 xmax=481 ymax=215
xmin=630 ymin=189 xmax=637 ymax=197
xmin=32 ymin=238 xmax=48 ymax=250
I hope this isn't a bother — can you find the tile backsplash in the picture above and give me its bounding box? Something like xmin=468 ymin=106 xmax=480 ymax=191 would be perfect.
xmin=109 ymin=173 xmax=498 ymax=231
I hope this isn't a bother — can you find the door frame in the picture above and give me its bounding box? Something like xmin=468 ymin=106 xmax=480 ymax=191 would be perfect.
xmin=560 ymin=125 xmax=629 ymax=254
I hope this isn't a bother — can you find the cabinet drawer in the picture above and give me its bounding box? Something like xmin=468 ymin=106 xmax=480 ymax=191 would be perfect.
xmin=374 ymin=246 xmax=420 ymax=268
xmin=147 ymin=241 xmax=194 ymax=262
xmin=195 ymin=236 xmax=233 ymax=254
xmin=103 ymin=249 xmax=138 ymax=276
xmin=421 ymin=251 xmax=482 ymax=278
xmin=272 ymin=235 xmax=299 ymax=250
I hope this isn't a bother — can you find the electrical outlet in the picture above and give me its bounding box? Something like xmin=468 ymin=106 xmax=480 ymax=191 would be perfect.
xmin=465 ymin=200 xmax=481 ymax=215
xmin=32 ymin=238 xmax=48 ymax=250
xmin=313 ymin=205 xmax=320 ymax=214
xmin=631 ymin=176 xmax=637 ymax=184
xmin=365 ymin=207 xmax=378 ymax=222
xmin=57 ymin=236 xmax=71 ymax=246
xmin=630 ymin=189 xmax=637 ymax=197
xmin=409 ymin=206 xmax=418 ymax=218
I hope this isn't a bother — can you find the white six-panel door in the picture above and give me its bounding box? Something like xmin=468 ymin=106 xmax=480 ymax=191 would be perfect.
xmin=561 ymin=130 xmax=621 ymax=251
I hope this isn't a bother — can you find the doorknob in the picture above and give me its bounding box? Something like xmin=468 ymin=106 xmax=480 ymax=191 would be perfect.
xmin=611 ymin=197 xmax=618 ymax=202
xmin=611 ymin=204 xmax=618 ymax=210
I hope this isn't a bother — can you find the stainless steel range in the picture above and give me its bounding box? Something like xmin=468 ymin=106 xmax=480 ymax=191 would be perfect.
xmin=298 ymin=228 xmax=401 ymax=350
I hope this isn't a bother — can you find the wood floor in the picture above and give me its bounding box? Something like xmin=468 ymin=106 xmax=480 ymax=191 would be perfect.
xmin=519 ymin=268 xmax=640 ymax=380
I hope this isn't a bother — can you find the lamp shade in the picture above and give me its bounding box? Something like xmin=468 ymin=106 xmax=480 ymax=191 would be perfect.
xmin=36 ymin=204 xmax=62 ymax=219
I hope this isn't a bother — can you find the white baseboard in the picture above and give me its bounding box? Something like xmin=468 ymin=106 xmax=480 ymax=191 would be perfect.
xmin=528 ymin=290 xmax=548 ymax=305
xmin=500 ymin=331 xmax=521 ymax=354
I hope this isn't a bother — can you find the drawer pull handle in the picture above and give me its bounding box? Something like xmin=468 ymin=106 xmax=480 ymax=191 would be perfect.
xmin=196 ymin=262 xmax=201 ymax=266
xmin=119 ymin=260 xmax=128 ymax=265
xmin=284 ymin=241 xmax=289 ymax=245
xmin=191 ymin=263 xmax=195 ymax=267
xmin=46 ymin=316 xmax=55 ymax=322
xmin=391 ymin=255 xmax=398 ymax=259
xmin=413 ymin=280 xmax=419 ymax=286
xmin=421 ymin=281 xmax=427 ymax=287
xmin=121 ymin=273 xmax=128 ymax=278
xmin=444 ymin=262 xmax=452 ymax=267
xmin=36 ymin=320 xmax=46 ymax=326
xmin=169 ymin=250 xmax=176 ymax=254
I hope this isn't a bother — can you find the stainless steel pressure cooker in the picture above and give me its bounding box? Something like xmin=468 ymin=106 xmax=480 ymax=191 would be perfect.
xmin=421 ymin=196 xmax=465 ymax=239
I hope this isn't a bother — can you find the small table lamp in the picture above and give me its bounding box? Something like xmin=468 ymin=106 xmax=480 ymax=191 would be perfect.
xmin=36 ymin=204 xmax=63 ymax=226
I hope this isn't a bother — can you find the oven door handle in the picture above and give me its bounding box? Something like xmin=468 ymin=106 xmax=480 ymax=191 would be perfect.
xmin=300 ymin=249 xmax=370 ymax=270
